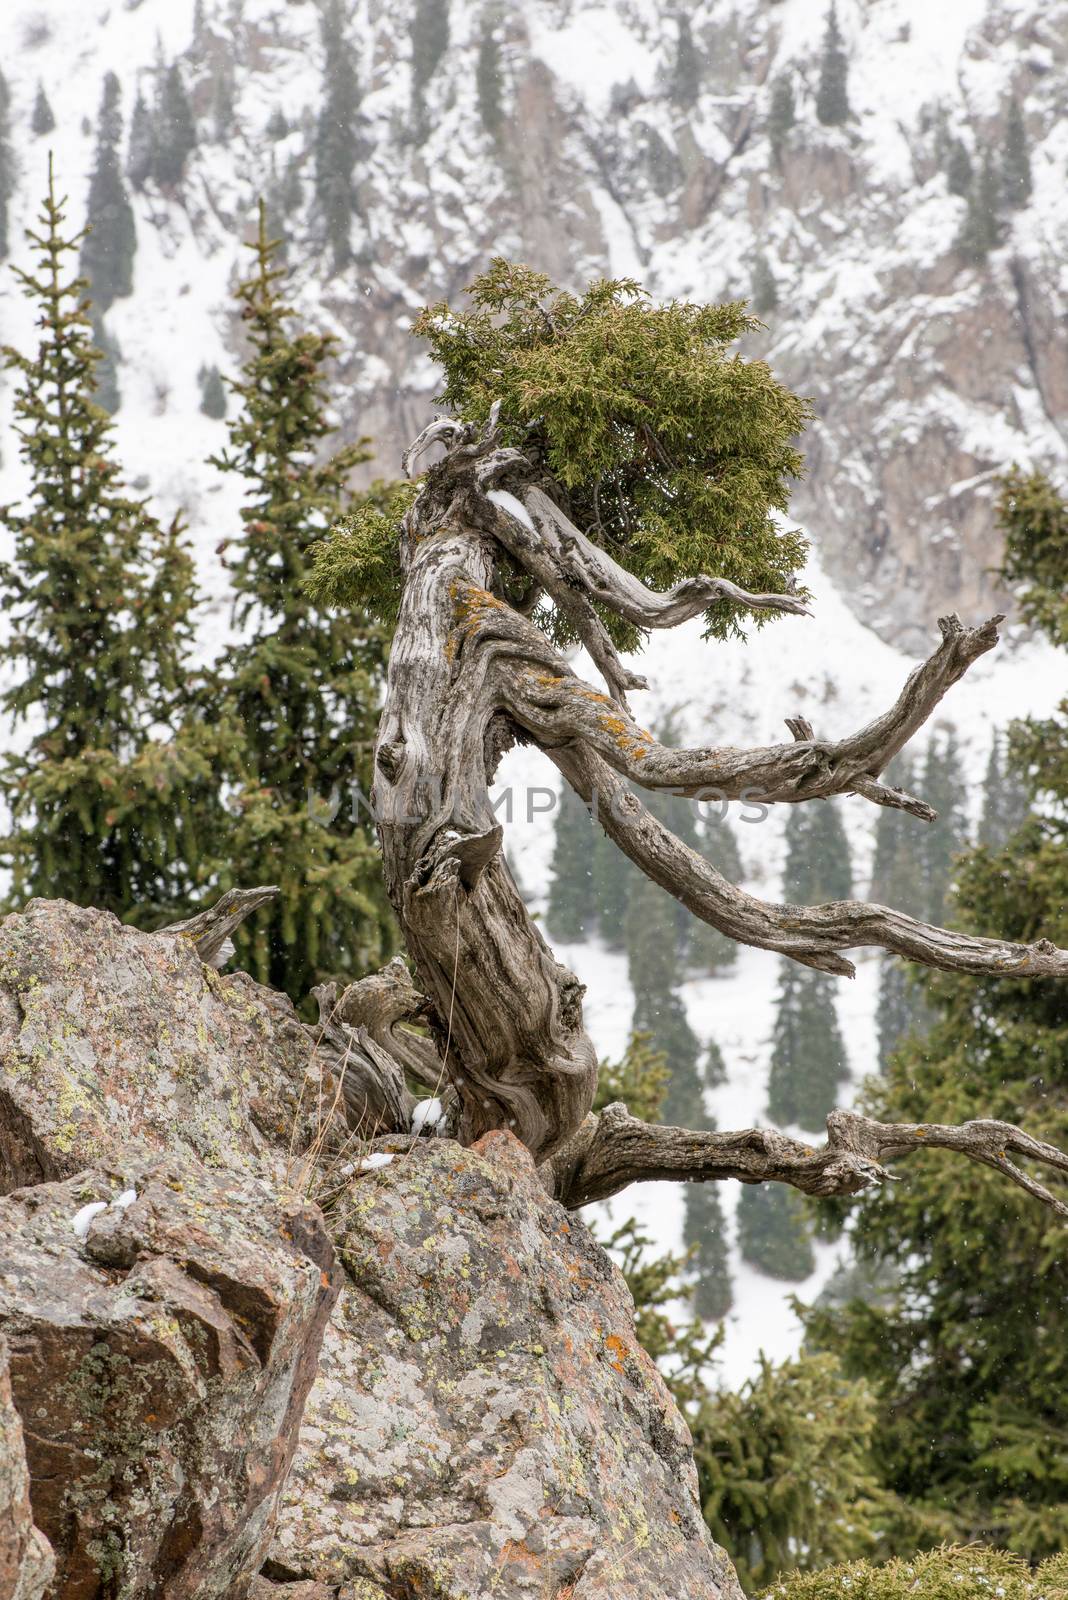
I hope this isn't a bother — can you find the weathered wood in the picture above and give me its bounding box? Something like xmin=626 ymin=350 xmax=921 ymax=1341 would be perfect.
xmin=159 ymin=885 xmax=278 ymax=967
xmin=365 ymin=417 xmax=1068 ymax=1168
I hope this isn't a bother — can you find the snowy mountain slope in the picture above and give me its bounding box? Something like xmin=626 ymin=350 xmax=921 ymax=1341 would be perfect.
xmin=4 ymin=0 xmax=1068 ymax=644
xmin=2 ymin=0 xmax=1068 ymax=1383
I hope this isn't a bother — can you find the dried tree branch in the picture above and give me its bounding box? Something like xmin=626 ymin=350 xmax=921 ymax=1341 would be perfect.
xmin=307 ymin=982 xmax=416 ymax=1136
xmin=501 ymin=611 xmax=1002 ymax=809
xmin=160 ymin=885 xmax=279 ymax=968
xmin=543 ymin=1103 xmax=1068 ymax=1218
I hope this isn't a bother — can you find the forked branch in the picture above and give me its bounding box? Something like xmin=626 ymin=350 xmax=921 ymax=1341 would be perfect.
xmin=544 ymin=1102 xmax=1068 ymax=1217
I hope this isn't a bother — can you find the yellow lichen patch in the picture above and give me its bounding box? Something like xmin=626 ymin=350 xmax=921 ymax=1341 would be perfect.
xmin=604 ymin=1334 xmax=629 ymax=1374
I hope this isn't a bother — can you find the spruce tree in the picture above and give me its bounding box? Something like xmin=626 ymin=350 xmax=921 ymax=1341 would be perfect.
xmin=546 ymin=787 xmax=595 ymax=941
xmin=31 ymin=84 xmax=55 ymax=137
xmin=946 ymin=136 xmax=972 ymax=198
xmin=815 ymin=4 xmax=850 ymax=128
xmin=766 ymin=960 xmax=849 ymax=1131
xmin=0 ymin=71 xmax=13 ymax=261
xmin=809 ymin=472 xmax=1068 ymax=1557
xmin=315 ymin=0 xmax=360 ymax=268
xmin=1002 ymin=96 xmax=1032 ymax=208
xmin=154 ymin=63 xmax=196 ymax=187
xmin=737 ymin=1182 xmax=815 ymax=1280
xmin=781 ymin=798 xmax=853 ymax=905
xmin=81 ymin=73 xmax=137 ymax=312
xmin=126 ymin=90 xmax=156 ymax=191
xmin=683 ymin=1181 xmax=733 ymax=1319
xmin=209 ymin=203 xmax=392 ymax=999
xmin=673 ymin=15 xmax=702 ymax=109
xmin=0 ymin=167 xmax=216 ymax=922
xmin=90 ymin=312 xmax=122 ymax=415
xmin=768 ymin=73 xmax=795 ymax=164
xmin=590 ymin=821 xmax=630 ymax=947
xmin=752 ymin=254 xmax=778 ymax=317
xmin=475 ymin=15 xmax=503 ymax=137
xmin=626 ymin=867 xmax=709 ymax=1130
xmin=411 ymin=0 xmax=451 ymax=103
xmin=957 ymin=151 xmax=1003 ymax=263
xmin=198 ymin=362 xmax=227 ymax=419
xmin=266 ymin=107 xmax=289 ymax=142
xmin=979 ymin=730 xmax=1030 ymax=850
xmin=212 ymin=70 xmax=235 ymax=142
xmin=869 ymin=754 xmax=923 ymax=913
xmin=919 ymin=726 xmax=969 ymax=921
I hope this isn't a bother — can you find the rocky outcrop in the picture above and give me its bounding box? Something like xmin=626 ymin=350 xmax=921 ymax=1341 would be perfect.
xmin=0 ymin=1335 xmax=53 ymax=1600
xmin=0 ymin=901 xmax=743 ymax=1599
xmin=272 ymin=1130 xmax=742 ymax=1600
xmin=0 ymin=1151 xmax=337 ymax=1599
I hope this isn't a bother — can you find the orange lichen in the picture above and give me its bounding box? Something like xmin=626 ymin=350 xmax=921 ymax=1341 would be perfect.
xmin=604 ymin=1334 xmax=629 ymax=1373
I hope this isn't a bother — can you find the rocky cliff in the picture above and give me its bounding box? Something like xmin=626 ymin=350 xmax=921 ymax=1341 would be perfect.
xmin=4 ymin=0 xmax=1067 ymax=649
xmin=0 ymin=900 xmax=742 ymax=1599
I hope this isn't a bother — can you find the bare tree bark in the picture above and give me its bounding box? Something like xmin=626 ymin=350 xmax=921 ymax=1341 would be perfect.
xmin=361 ymin=416 xmax=1068 ymax=1174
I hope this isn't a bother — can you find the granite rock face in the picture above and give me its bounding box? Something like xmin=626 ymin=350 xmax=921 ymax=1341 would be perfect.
xmin=272 ymin=1130 xmax=743 ymax=1600
xmin=0 ymin=1151 xmax=337 ymax=1600
xmin=0 ymin=1334 xmax=54 ymax=1600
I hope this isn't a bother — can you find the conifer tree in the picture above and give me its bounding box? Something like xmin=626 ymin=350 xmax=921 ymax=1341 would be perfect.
xmin=81 ymin=73 xmax=137 ymax=312
xmin=475 ymin=15 xmax=503 ymax=137
xmin=590 ymin=821 xmax=630 ymax=947
xmin=673 ymin=15 xmax=702 ymax=109
xmin=737 ymin=1181 xmax=815 ymax=1280
xmin=0 ymin=71 xmax=13 ymax=262
xmin=0 ymin=167 xmax=216 ymax=922
xmin=781 ymin=798 xmax=853 ymax=905
xmin=31 ymin=84 xmax=55 ymax=137
xmin=957 ymin=151 xmax=1003 ymax=264
xmin=979 ymin=730 xmax=1030 ymax=850
xmin=411 ymin=0 xmax=451 ymax=104
xmin=809 ymin=472 xmax=1068 ymax=1557
xmin=766 ymin=960 xmax=849 ymax=1131
xmin=90 ymin=312 xmax=122 ymax=415
xmin=752 ymin=254 xmax=778 ymax=317
xmin=546 ymin=788 xmax=595 ymax=941
xmin=1002 ymin=95 xmax=1032 ymax=208
xmin=626 ymin=867 xmax=709 ymax=1130
xmin=946 ymin=136 xmax=972 ymax=198
xmin=683 ymin=1181 xmax=733 ymax=1319
xmin=210 ymin=203 xmax=392 ymax=998
xmin=212 ymin=70 xmax=235 ymax=143
xmin=266 ymin=107 xmax=289 ymax=142
xmin=919 ymin=726 xmax=969 ymax=921
xmin=126 ymin=90 xmax=156 ymax=191
xmin=815 ymin=4 xmax=850 ymax=128
xmin=315 ymin=0 xmax=360 ymax=267
xmin=197 ymin=362 xmax=227 ymax=419
xmin=768 ymin=73 xmax=795 ymax=164
xmin=154 ymin=63 xmax=197 ymax=187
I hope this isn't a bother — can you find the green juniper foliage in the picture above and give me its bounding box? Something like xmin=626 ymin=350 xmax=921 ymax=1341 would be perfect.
xmin=736 ymin=1182 xmax=815 ymax=1281
xmin=407 ymin=259 xmax=810 ymax=649
xmin=81 ymin=73 xmax=137 ymax=312
xmin=0 ymin=70 xmax=14 ymax=261
xmin=0 ymin=168 xmax=217 ymax=922
xmin=757 ymin=1547 xmax=1068 ymax=1600
xmin=815 ymin=4 xmax=850 ymax=128
xmin=807 ymin=472 xmax=1068 ymax=1558
xmin=210 ymin=203 xmax=392 ymax=999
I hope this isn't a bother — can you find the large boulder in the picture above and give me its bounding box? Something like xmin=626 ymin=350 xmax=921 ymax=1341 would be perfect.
xmin=0 ymin=899 xmax=310 ymax=1194
xmin=0 ymin=1334 xmax=53 ymax=1600
xmin=0 ymin=1150 xmax=337 ymax=1600
xmin=271 ymin=1131 xmax=743 ymax=1600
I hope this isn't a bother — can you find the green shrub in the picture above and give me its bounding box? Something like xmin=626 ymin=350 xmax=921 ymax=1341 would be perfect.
xmin=757 ymin=1546 xmax=1068 ymax=1600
